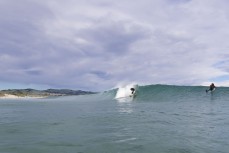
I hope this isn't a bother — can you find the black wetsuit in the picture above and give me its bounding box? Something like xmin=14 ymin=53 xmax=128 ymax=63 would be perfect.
xmin=130 ymin=88 xmax=135 ymax=94
xmin=209 ymin=84 xmax=215 ymax=91
xmin=206 ymin=84 xmax=216 ymax=93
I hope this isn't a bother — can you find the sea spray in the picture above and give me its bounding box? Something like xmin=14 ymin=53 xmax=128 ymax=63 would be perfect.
xmin=115 ymin=84 xmax=138 ymax=99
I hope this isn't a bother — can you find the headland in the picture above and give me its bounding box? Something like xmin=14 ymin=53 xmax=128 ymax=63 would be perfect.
xmin=0 ymin=88 xmax=96 ymax=99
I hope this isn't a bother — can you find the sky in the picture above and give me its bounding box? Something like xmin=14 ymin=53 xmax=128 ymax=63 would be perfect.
xmin=1 ymin=0 xmax=229 ymax=91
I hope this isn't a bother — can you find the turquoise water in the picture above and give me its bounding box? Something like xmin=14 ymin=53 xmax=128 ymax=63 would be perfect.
xmin=1 ymin=85 xmax=229 ymax=153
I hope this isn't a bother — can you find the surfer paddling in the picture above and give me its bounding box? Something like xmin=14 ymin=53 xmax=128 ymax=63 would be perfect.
xmin=206 ymin=83 xmax=216 ymax=92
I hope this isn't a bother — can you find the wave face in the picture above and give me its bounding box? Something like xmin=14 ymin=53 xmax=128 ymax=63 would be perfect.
xmin=109 ymin=84 xmax=229 ymax=102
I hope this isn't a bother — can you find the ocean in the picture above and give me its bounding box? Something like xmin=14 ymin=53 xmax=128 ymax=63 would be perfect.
xmin=0 ymin=84 xmax=229 ymax=153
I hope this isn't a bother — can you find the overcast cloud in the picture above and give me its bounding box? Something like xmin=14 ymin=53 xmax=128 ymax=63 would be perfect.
xmin=1 ymin=0 xmax=229 ymax=91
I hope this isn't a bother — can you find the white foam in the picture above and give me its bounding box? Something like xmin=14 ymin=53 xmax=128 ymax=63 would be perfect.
xmin=115 ymin=84 xmax=137 ymax=99
xmin=115 ymin=137 xmax=137 ymax=143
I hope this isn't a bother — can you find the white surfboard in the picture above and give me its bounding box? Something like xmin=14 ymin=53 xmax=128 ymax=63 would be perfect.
xmin=206 ymin=88 xmax=215 ymax=93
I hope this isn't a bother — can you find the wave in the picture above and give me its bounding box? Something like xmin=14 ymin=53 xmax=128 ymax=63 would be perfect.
xmin=103 ymin=84 xmax=229 ymax=102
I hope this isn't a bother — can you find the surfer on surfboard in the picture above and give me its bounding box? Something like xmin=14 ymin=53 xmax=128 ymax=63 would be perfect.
xmin=130 ymin=88 xmax=135 ymax=94
xmin=206 ymin=83 xmax=216 ymax=92
xmin=130 ymin=88 xmax=136 ymax=97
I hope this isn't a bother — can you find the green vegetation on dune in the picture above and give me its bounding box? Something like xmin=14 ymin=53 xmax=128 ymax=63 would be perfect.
xmin=0 ymin=89 xmax=96 ymax=97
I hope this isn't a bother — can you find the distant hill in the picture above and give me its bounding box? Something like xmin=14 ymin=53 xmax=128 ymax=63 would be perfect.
xmin=0 ymin=88 xmax=96 ymax=97
xmin=44 ymin=89 xmax=95 ymax=95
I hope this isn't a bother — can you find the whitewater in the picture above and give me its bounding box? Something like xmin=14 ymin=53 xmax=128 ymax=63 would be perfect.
xmin=0 ymin=84 xmax=229 ymax=153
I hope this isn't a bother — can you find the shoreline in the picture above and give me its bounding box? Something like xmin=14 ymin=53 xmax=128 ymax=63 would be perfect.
xmin=0 ymin=94 xmax=47 ymax=99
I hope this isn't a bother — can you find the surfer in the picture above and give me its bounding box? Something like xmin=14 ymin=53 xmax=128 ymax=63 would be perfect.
xmin=206 ymin=83 xmax=216 ymax=92
xmin=130 ymin=88 xmax=135 ymax=94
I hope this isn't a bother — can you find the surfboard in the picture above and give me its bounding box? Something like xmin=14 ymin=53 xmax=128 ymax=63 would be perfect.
xmin=206 ymin=88 xmax=215 ymax=93
xmin=130 ymin=91 xmax=136 ymax=97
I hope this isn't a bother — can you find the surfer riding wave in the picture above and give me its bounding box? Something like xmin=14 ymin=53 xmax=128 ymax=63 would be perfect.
xmin=206 ymin=83 xmax=216 ymax=92
xmin=130 ymin=88 xmax=135 ymax=94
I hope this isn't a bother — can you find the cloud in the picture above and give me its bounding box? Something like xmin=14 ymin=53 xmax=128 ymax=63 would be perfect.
xmin=1 ymin=0 xmax=229 ymax=91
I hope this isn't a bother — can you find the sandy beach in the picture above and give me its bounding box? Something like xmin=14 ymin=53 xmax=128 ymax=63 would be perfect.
xmin=0 ymin=94 xmax=46 ymax=99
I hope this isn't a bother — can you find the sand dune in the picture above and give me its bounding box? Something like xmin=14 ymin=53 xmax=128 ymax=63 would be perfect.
xmin=0 ymin=94 xmax=45 ymax=99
